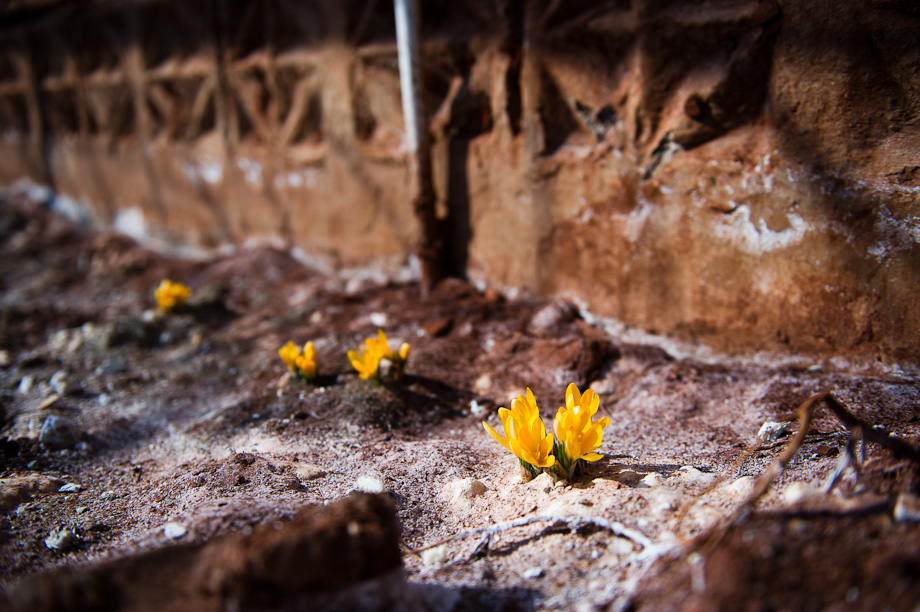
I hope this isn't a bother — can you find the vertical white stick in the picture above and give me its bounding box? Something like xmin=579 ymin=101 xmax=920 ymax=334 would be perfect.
xmin=394 ymin=0 xmax=420 ymax=154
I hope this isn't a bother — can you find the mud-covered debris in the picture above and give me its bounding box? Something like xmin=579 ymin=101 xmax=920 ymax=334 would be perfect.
xmin=0 ymin=475 xmax=65 ymax=511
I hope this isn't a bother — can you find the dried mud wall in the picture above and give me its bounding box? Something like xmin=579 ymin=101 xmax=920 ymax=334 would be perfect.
xmin=0 ymin=0 xmax=918 ymax=362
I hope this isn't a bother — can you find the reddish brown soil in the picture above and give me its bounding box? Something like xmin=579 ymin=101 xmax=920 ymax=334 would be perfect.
xmin=0 ymin=195 xmax=919 ymax=611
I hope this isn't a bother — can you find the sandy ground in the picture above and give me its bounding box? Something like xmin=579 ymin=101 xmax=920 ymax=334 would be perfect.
xmin=1 ymin=194 xmax=919 ymax=611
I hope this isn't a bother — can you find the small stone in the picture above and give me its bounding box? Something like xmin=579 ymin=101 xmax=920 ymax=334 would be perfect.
xmin=0 ymin=350 xmax=9 ymax=366
xmin=527 ymin=300 xmax=577 ymax=335
xmin=469 ymin=399 xmax=491 ymax=417
xmin=58 ymin=483 xmax=82 ymax=493
xmin=17 ymin=375 xmax=34 ymax=395
xmin=588 ymin=378 xmax=616 ymax=396
xmin=894 ymin=493 xmax=920 ymax=522
xmin=39 ymin=415 xmax=80 ymax=450
xmin=443 ymin=478 xmax=487 ymax=509
xmin=48 ymin=371 xmax=68 ymax=395
xmin=673 ymin=466 xmax=718 ymax=491
xmin=291 ymin=463 xmax=326 ymax=481
xmin=616 ymin=469 xmax=641 ymax=486
xmin=522 ymin=567 xmax=544 ymax=579
xmin=757 ymin=421 xmax=791 ymax=444
xmin=100 ymin=490 xmax=119 ymax=500
xmin=95 ymin=359 xmax=126 ymax=375
xmin=638 ymin=473 xmax=662 ymax=488
xmin=163 ymin=521 xmax=187 ymax=539
xmin=75 ymin=507 xmax=88 ymax=514
xmin=473 ymin=374 xmax=492 ymax=393
xmin=44 ymin=528 xmax=77 ymax=551
xmin=422 ymin=318 xmax=452 ymax=338
xmin=369 ymin=312 xmax=388 ymax=327
xmin=354 ymin=476 xmax=386 ymax=494
xmin=421 ymin=544 xmax=449 ymax=566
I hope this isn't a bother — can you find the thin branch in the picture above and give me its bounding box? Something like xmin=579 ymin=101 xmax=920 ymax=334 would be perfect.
xmin=412 ymin=514 xmax=653 ymax=566
xmin=730 ymin=391 xmax=920 ymax=525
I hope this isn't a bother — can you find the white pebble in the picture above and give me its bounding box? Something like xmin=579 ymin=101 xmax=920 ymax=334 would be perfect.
xmin=18 ymin=375 xmax=34 ymax=395
xmin=369 ymin=312 xmax=388 ymax=327
xmin=473 ymin=374 xmax=492 ymax=393
xmin=757 ymin=421 xmax=790 ymax=444
xmin=522 ymin=567 xmax=544 ymax=579
xmin=49 ymin=371 xmax=68 ymax=395
xmin=638 ymin=473 xmax=662 ymax=488
xmin=354 ymin=476 xmax=386 ymax=494
xmin=58 ymin=483 xmax=82 ymax=493
xmin=421 ymin=544 xmax=449 ymax=566
xmin=163 ymin=522 xmax=187 ymax=539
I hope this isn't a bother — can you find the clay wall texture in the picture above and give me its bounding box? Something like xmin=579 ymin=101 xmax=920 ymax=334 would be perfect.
xmin=0 ymin=0 xmax=918 ymax=362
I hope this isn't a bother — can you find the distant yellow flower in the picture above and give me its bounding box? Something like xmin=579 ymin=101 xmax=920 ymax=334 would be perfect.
xmin=348 ymin=330 xmax=410 ymax=381
xmin=156 ymin=279 xmax=191 ymax=313
xmin=348 ymin=343 xmax=381 ymax=380
xmin=483 ymin=388 xmax=555 ymax=480
xmin=279 ymin=341 xmax=299 ymax=370
xmin=553 ymin=383 xmax=610 ymax=480
xmin=279 ymin=340 xmax=318 ymax=382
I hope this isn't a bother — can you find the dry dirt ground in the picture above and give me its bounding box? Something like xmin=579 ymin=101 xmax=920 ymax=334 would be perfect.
xmin=1 ymin=194 xmax=919 ymax=611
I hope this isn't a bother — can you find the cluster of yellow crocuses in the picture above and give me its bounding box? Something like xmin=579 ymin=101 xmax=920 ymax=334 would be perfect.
xmin=278 ymin=329 xmax=410 ymax=384
xmin=155 ymin=279 xmax=191 ymax=313
xmin=347 ymin=329 xmax=411 ymax=382
xmin=483 ymin=384 xmax=610 ymax=482
xmin=279 ymin=340 xmax=318 ymax=382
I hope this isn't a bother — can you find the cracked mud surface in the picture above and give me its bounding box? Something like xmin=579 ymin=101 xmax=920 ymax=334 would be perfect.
xmin=1 ymin=196 xmax=919 ymax=611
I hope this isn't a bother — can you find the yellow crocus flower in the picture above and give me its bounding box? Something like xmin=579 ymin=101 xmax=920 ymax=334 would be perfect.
xmin=553 ymin=383 xmax=610 ymax=479
xmin=348 ymin=346 xmax=382 ymax=380
xmin=295 ymin=341 xmax=317 ymax=381
xmin=279 ymin=341 xmax=300 ymax=371
xmin=155 ymin=279 xmax=191 ymax=313
xmin=365 ymin=329 xmax=393 ymax=360
xmin=349 ymin=330 xmax=410 ymax=381
xmin=483 ymin=388 xmax=555 ymax=479
xmin=279 ymin=340 xmax=318 ymax=382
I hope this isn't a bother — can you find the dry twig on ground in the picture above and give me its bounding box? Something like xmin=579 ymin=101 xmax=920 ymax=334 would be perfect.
xmin=731 ymin=390 xmax=920 ymax=524
xmin=413 ymin=515 xmax=654 ymax=566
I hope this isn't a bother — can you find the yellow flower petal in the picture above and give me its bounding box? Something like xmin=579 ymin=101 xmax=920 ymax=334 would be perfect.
xmin=483 ymin=421 xmax=511 ymax=451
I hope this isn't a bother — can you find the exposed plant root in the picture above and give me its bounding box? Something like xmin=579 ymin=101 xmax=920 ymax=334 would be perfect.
xmin=731 ymin=390 xmax=920 ymax=525
xmin=412 ymin=515 xmax=654 ymax=566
